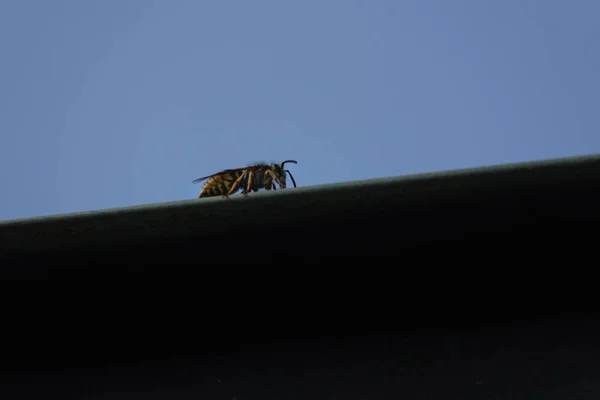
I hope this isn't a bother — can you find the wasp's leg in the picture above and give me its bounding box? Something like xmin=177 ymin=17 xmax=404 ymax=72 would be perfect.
xmin=224 ymin=170 xmax=248 ymax=198
xmin=265 ymin=170 xmax=286 ymax=189
xmin=242 ymin=170 xmax=254 ymax=196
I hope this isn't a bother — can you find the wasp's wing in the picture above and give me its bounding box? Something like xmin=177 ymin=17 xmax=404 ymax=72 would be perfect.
xmin=192 ymin=168 xmax=246 ymax=184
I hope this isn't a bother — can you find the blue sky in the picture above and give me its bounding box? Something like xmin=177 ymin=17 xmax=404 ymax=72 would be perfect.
xmin=1 ymin=0 xmax=598 ymax=221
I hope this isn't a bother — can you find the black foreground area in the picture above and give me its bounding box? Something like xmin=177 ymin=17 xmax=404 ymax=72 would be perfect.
xmin=1 ymin=155 xmax=599 ymax=398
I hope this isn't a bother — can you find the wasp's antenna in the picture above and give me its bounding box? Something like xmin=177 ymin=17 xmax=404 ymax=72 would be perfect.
xmin=281 ymin=160 xmax=297 ymax=169
xmin=286 ymin=170 xmax=297 ymax=188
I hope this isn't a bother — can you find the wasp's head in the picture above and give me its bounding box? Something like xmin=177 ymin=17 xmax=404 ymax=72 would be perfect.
xmin=269 ymin=160 xmax=298 ymax=189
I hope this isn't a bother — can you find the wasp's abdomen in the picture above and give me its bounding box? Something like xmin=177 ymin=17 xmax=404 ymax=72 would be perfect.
xmin=199 ymin=170 xmax=245 ymax=198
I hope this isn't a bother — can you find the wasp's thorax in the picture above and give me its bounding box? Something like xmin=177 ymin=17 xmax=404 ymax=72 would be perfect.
xmin=239 ymin=166 xmax=271 ymax=192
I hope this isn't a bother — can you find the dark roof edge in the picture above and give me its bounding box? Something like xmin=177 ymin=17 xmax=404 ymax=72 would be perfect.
xmin=3 ymin=153 xmax=599 ymax=227
xmin=1 ymin=153 xmax=600 ymax=254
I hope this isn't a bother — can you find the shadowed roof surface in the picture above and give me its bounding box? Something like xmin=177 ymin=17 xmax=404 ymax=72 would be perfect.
xmin=1 ymin=153 xmax=600 ymax=257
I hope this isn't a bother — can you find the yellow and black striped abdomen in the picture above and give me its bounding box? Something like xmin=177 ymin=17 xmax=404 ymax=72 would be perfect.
xmin=198 ymin=169 xmax=246 ymax=198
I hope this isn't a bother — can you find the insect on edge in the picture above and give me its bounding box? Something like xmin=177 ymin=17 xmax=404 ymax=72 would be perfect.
xmin=192 ymin=160 xmax=298 ymax=199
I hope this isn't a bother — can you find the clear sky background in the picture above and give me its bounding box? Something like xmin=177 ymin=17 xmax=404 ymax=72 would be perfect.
xmin=1 ymin=0 xmax=598 ymax=221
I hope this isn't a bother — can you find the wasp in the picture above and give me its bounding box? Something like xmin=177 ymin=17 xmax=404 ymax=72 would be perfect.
xmin=192 ymin=160 xmax=298 ymax=198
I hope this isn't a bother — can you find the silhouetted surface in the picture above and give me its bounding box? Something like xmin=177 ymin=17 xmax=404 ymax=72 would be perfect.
xmin=1 ymin=315 xmax=599 ymax=399
xmin=1 ymin=155 xmax=599 ymax=398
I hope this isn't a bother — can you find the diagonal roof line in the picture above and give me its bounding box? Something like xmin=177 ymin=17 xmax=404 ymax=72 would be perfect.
xmin=1 ymin=153 xmax=600 ymax=255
